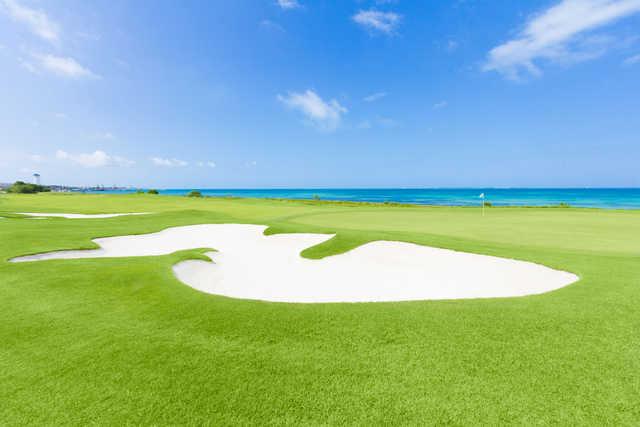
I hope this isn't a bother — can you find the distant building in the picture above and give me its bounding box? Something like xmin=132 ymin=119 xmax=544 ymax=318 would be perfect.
xmin=33 ymin=173 xmax=41 ymax=185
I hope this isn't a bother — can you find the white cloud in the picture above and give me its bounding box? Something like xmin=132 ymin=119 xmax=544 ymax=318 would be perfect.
xmin=196 ymin=161 xmax=216 ymax=168
xmin=278 ymin=89 xmax=347 ymax=131
xmin=56 ymin=150 xmax=134 ymax=168
xmin=623 ymin=53 xmax=640 ymax=64
xmin=363 ymin=92 xmax=387 ymax=102
xmin=433 ymin=101 xmax=448 ymax=109
xmin=484 ymin=0 xmax=640 ymax=79
xmin=352 ymin=9 xmax=401 ymax=35
xmin=32 ymin=53 xmax=98 ymax=79
xmin=277 ymin=0 xmax=300 ymax=9
xmin=151 ymin=157 xmax=188 ymax=167
xmin=53 ymin=112 xmax=67 ymax=119
xmin=1 ymin=0 xmax=59 ymax=43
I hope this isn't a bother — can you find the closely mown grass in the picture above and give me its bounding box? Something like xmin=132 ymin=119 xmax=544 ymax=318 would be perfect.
xmin=0 ymin=193 xmax=639 ymax=425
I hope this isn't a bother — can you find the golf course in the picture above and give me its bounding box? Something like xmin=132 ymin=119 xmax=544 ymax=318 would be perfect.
xmin=1 ymin=192 xmax=638 ymax=425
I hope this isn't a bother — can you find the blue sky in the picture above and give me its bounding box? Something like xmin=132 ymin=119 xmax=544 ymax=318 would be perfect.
xmin=1 ymin=0 xmax=639 ymax=188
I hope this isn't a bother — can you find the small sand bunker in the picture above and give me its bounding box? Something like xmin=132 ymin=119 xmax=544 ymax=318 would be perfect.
xmin=10 ymin=224 xmax=578 ymax=302
xmin=18 ymin=212 xmax=150 ymax=219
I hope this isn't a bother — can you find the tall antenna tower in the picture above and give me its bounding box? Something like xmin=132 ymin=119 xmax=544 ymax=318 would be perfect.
xmin=33 ymin=173 xmax=41 ymax=185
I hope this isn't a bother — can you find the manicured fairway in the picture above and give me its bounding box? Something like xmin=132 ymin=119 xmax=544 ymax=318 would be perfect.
xmin=1 ymin=193 xmax=639 ymax=424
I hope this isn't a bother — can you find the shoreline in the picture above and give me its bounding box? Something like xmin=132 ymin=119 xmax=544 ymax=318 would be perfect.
xmin=73 ymin=187 xmax=640 ymax=210
xmin=13 ymin=190 xmax=640 ymax=211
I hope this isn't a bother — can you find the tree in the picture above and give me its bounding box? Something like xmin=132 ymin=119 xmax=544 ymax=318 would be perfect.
xmin=7 ymin=181 xmax=50 ymax=194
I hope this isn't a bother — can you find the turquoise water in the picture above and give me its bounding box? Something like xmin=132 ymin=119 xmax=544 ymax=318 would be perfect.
xmin=93 ymin=188 xmax=640 ymax=209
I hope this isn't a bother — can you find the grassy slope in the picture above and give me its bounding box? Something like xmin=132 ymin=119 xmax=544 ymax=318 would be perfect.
xmin=0 ymin=193 xmax=638 ymax=425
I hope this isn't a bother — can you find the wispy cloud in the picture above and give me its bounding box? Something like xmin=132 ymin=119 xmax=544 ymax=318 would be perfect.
xmin=276 ymin=0 xmax=300 ymax=10
xmin=19 ymin=57 xmax=37 ymax=73
xmin=1 ymin=0 xmax=59 ymax=43
xmin=260 ymin=19 xmax=285 ymax=33
xmin=196 ymin=161 xmax=216 ymax=168
xmin=278 ymin=89 xmax=347 ymax=131
xmin=357 ymin=120 xmax=372 ymax=129
xmin=92 ymin=132 xmax=116 ymax=141
xmin=151 ymin=157 xmax=188 ymax=167
xmin=29 ymin=154 xmax=45 ymax=163
xmin=433 ymin=101 xmax=448 ymax=109
xmin=114 ymin=58 xmax=130 ymax=69
xmin=377 ymin=117 xmax=399 ymax=128
xmin=357 ymin=117 xmax=399 ymax=129
xmin=352 ymin=9 xmax=401 ymax=35
xmin=75 ymin=30 xmax=100 ymax=41
xmin=623 ymin=53 xmax=640 ymax=64
xmin=56 ymin=150 xmax=134 ymax=168
xmin=484 ymin=0 xmax=640 ymax=79
xmin=363 ymin=92 xmax=387 ymax=102
xmin=32 ymin=53 xmax=98 ymax=79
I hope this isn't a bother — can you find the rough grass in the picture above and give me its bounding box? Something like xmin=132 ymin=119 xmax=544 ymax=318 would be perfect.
xmin=0 ymin=193 xmax=639 ymax=425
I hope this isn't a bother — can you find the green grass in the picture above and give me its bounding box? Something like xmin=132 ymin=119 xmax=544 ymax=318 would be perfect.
xmin=1 ymin=193 xmax=639 ymax=425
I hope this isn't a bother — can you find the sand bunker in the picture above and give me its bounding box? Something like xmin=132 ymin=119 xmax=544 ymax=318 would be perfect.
xmin=19 ymin=212 xmax=150 ymax=219
xmin=10 ymin=224 xmax=577 ymax=302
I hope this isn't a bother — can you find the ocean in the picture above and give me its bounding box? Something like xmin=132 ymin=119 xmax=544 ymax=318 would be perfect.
xmin=91 ymin=188 xmax=640 ymax=209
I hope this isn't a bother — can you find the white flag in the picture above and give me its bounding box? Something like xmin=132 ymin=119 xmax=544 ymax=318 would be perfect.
xmin=479 ymin=193 xmax=485 ymax=199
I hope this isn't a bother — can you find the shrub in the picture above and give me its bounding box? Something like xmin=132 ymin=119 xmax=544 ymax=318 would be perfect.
xmin=147 ymin=189 xmax=159 ymax=195
xmin=187 ymin=190 xmax=202 ymax=198
xmin=483 ymin=201 xmax=493 ymax=207
xmin=136 ymin=189 xmax=145 ymax=194
xmin=312 ymin=194 xmax=320 ymax=201
xmin=7 ymin=181 xmax=50 ymax=194
xmin=558 ymin=202 xmax=571 ymax=208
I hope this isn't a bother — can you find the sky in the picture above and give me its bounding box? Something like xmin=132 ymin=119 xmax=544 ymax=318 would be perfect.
xmin=1 ymin=0 xmax=639 ymax=188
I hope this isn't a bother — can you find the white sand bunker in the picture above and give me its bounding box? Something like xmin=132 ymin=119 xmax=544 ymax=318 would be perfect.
xmin=19 ymin=212 xmax=150 ymax=219
xmin=11 ymin=224 xmax=578 ymax=303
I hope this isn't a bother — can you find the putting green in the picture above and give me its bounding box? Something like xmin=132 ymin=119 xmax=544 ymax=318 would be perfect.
xmin=1 ymin=193 xmax=638 ymax=425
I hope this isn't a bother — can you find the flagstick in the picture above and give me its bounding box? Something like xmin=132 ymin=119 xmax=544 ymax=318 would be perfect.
xmin=482 ymin=199 xmax=485 ymax=217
